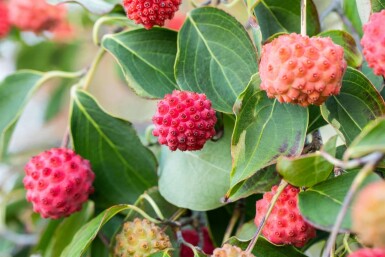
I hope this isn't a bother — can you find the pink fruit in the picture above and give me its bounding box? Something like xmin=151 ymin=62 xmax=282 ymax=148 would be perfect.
xmin=164 ymin=12 xmax=186 ymax=31
xmin=8 ymin=0 xmax=67 ymax=33
xmin=259 ymin=33 xmax=347 ymax=107
xmin=0 ymin=1 xmax=10 ymax=38
xmin=152 ymin=90 xmax=217 ymax=151
xmin=254 ymin=184 xmax=316 ymax=247
xmin=23 ymin=148 xmax=95 ymax=219
xmin=348 ymin=248 xmax=385 ymax=257
xmin=123 ymin=0 xmax=182 ymax=30
xmin=352 ymin=181 xmax=385 ymax=247
xmin=361 ymin=10 xmax=385 ymax=76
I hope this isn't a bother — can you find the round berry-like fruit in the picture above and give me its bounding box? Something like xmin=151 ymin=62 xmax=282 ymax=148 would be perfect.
xmin=23 ymin=148 xmax=95 ymax=219
xmin=0 ymin=1 xmax=10 ymax=38
xmin=8 ymin=0 xmax=66 ymax=33
xmin=348 ymin=248 xmax=385 ymax=257
xmin=211 ymin=244 xmax=255 ymax=257
xmin=259 ymin=33 xmax=347 ymax=107
xmin=352 ymin=181 xmax=385 ymax=247
xmin=152 ymin=90 xmax=217 ymax=151
xmin=254 ymin=184 xmax=316 ymax=247
xmin=361 ymin=10 xmax=385 ymax=76
xmin=114 ymin=218 xmax=172 ymax=257
xmin=180 ymin=227 xmax=215 ymax=257
xmin=123 ymin=0 xmax=181 ymax=30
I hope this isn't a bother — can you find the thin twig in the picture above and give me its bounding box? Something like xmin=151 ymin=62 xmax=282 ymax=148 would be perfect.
xmin=61 ymin=126 xmax=70 ymax=148
xmin=322 ymin=152 xmax=383 ymax=257
xmin=301 ymin=0 xmax=307 ymax=36
xmin=320 ymin=151 xmax=383 ymax=170
xmin=222 ymin=202 xmax=241 ymax=244
xmin=245 ymin=180 xmax=288 ymax=253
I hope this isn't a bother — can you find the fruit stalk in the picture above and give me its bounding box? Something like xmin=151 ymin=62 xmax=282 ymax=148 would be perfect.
xmin=245 ymin=180 xmax=288 ymax=253
xmin=322 ymin=152 xmax=384 ymax=257
xmin=301 ymin=0 xmax=307 ymax=36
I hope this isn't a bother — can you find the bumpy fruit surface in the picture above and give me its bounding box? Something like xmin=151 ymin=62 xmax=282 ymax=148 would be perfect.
xmin=114 ymin=218 xmax=172 ymax=257
xmin=8 ymin=0 xmax=66 ymax=33
xmin=254 ymin=185 xmax=316 ymax=247
xmin=352 ymin=181 xmax=385 ymax=247
xmin=23 ymin=148 xmax=95 ymax=219
xmin=123 ymin=0 xmax=181 ymax=29
xmin=180 ymin=227 xmax=215 ymax=257
xmin=211 ymin=244 xmax=255 ymax=257
xmin=259 ymin=33 xmax=347 ymax=106
xmin=0 ymin=1 xmax=10 ymax=38
xmin=348 ymin=248 xmax=385 ymax=257
xmin=361 ymin=10 xmax=385 ymax=76
xmin=152 ymin=90 xmax=217 ymax=151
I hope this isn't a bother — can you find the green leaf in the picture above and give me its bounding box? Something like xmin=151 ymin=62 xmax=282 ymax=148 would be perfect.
xmin=230 ymin=74 xmax=308 ymax=187
xmin=361 ymin=61 xmax=384 ymax=92
xmin=45 ymin=202 xmax=94 ymax=257
xmin=343 ymin=0 xmax=363 ymax=37
xmin=175 ymin=7 xmax=258 ymax=113
xmin=277 ymin=136 xmax=337 ymax=187
xmin=70 ymin=89 xmax=157 ymax=207
xmin=317 ymin=30 xmax=362 ymax=68
xmin=61 ymin=205 xmax=132 ymax=257
xmin=158 ymin=116 xmax=233 ymax=211
xmin=371 ymin=0 xmax=385 ymax=12
xmin=148 ymin=251 xmax=173 ymax=257
xmin=298 ymin=171 xmax=381 ymax=232
xmin=321 ymin=67 xmax=385 ymax=145
xmin=47 ymin=0 xmax=119 ymax=15
xmin=227 ymin=237 xmax=307 ymax=257
xmin=0 ymin=71 xmax=45 ymax=160
xmin=253 ymin=0 xmax=320 ymax=41
xmin=224 ymin=165 xmax=280 ymax=202
xmin=345 ymin=117 xmax=385 ymax=158
xmin=235 ymin=220 xmax=256 ymax=241
xmin=308 ymin=105 xmax=327 ymax=133
xmin=103 ymin=28 xmax=179 ymax=98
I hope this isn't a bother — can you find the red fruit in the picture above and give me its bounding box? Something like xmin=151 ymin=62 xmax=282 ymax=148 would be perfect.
xmin=348 ymin=248 xmax=385 ymax=257
xmin=0 ymin=1 xmax=10 ymax=38
xmin=254 ymin=185 xmax=316 ymax=247
xmin=361 ymin=10 xmax=385 ymax=76
xmin=23 ymin=148 xmax=95 ymax=219
xmin=122 ymin=0 xmax=182 ymax=30
xmin=259 ymin=33 xmax=347 ymax=107
xmin=152 ymin=90 xmax=217 ymax=151
xmin=8 ymin=0 xmax=67 ymax=33
xmin=180 ymin=228 xmax=215 ymax=257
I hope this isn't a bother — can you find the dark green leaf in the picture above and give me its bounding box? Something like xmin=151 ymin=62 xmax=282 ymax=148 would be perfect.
xmin=317 ymin=30 xmax=362 ymax=68
xmin=224 ymin=165 xmax=280 ymax=202
xmin=230 ymin=74 xmax=308 ymax=187
xmin=277 ymin=136 xmax=337 ymax=187
xmin=47 ymin=0 xmax=119 ymax=15
xmin=321 ymin=67 xmax=385 ymax=145
xmin=61 ymin=205 xmax=132 ymax=257
xmin=308 ymin=105 xmax=327 ymax=133
xmin=361 ymin=61 xmax=384 ymax=92
xmin=46 ymin=202 xmax=94 ymax=257
xmin=175 ymin=7 xmax=258 ymax=113
xmin=103 ymin=28 xmax=179 ymax=98
xmin=298 ymin=171 xmax=381 ymax=232
xmin=254 ymin=0 xmax=320 ymax=41
xmin=0 ymin=71 xmax=44 ymax=160
xmin=70 ymin=89 xmax=157 ymax=207
xmin=158 ymin=116 xmax=233 ymax=211
xmin=371 ymin=0 xmax=385 ymax=12
xmin=343 ymin=0 xmax=364 ymax=37
xmin=227 ymin=237 xmax=307 ymax=257
xmin=345 ymin=117 xmax=385 ymax=158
